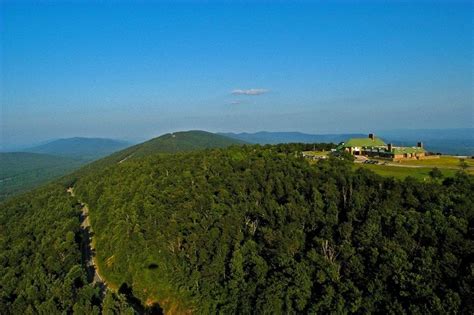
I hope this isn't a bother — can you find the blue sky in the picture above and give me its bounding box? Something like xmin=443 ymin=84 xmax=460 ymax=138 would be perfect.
xmin=1 ymin=1 xmax=472 ymax=147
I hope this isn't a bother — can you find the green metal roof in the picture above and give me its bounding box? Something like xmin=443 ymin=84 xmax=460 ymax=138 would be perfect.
xmin=335 ymin=143 xmax=345 ymax=151
xmin=343 ymin=137 xmax=386 ymax=148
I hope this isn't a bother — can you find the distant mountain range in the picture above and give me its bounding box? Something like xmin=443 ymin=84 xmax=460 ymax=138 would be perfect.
xmin=219 ymin=132 xmax=366 ymax=145
xmin=1 ymin=131 xmax=244 ymax=201
xmin=377 ymin=128 xmax=474 ymax=156
xmin=23 ymin=137 xmax=131 ymax=161
xmin=221 ymin=129 xmax=474 ymax=155
xmin=1 ymin=137 xmax=131 ymax=201
xmin=0 ymin=152 xmax=84 ymax=201
xmin=2 ymin=129 xmax=472 ymax=202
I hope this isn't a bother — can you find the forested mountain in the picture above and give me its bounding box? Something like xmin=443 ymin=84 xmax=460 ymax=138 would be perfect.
xmin=1 ymin=139 xmax=472 ymax=314
xmin=25 ymin=137 xmax=131 ymax=161
xmin=220 ymin=132 xmax=365 ymax=145
xmin=74 ymin=130 xmax=246 ymax=176
xmin=1 ymin=131 xmax=241 ymax=202
xmin=74 ymin=146 xmax=471 ymax=313
xmin=0 ymin=152 xmax=85 ymax=201
xmin=0 ymin=131 xmax=247 ymax=314
xmin=109 ymin=130 xmax=246 ymax=159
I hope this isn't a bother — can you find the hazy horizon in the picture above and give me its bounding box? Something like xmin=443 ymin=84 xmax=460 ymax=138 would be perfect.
xmin=2 ymin=127 xmax=473 ymax=152
xmin=1 ymin=1 xmax=473 ymax=148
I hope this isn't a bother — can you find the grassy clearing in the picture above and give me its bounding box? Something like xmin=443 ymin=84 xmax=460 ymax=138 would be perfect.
xmin=355 ymin=155 xmax=474 ymax=179
xmin=397 ymin=155 xmax=474 ymax=168
xmin=308 ymin=153 xmax=473 ymax=179
xmin=356 ymin=164 xmax=460 ymax=180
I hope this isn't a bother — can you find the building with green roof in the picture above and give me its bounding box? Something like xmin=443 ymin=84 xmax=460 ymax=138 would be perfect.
xmin=338 ymin=134 xmax=426 ymax=160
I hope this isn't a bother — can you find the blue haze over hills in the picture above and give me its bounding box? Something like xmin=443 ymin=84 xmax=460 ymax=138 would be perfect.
xmin=222 ymin=128 xmax=474 ymax=156
xmin=1 ymin=129 xmax=472 ymax=156
xmin=24 ymin=137 xmax=131 ymax=161
xmin=377 ymin=128 xmax=474 ymax=156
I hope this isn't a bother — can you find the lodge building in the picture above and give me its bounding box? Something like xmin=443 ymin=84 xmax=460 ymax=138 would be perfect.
xmin=337 ymin=134 xmax=426 ymax=160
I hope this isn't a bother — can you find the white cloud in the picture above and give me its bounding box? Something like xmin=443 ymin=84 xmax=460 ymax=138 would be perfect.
xmin=231 ymin=88 xmax=269 ymax=96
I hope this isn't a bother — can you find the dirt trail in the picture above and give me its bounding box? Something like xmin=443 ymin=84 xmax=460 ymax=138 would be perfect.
xmin=67 ymin=187 xmax=163 ymax=314
xmin=118 ymin=153 xmax=134 ymax=164
xmin=67 ymin=187 xmax=107 ymax=293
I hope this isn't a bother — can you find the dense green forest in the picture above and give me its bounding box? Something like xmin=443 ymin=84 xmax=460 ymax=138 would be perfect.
xmin=88 ymin=130 xmax=246 ymax=163
xmin=75 ymin=145 xmax=472 ymax=314
xmin=0 ymin=182 xmax=144 ymax=314
xmin=1 ymin=138 xmax=472 ymax=314
xmin=0 ymin=183 xmax=101 ymax=312
xmin=0 ymin=152 xmax=85 ymax=201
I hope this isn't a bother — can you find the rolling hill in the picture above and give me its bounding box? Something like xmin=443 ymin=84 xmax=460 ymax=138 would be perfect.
xmin=1 ymin=131 xmax=244 ymax=201
xmin=72 ymin=130 xmax=246 ymax=177
xmin=24 ymin=137 xmax=131 ymax=161
xmin=0 ymin=152 xmax=85 ymax=201
xmin=115 ymin=130 xmax=247 ymax=158
xmin=1 ymin=137 xmax=130 ymax=201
